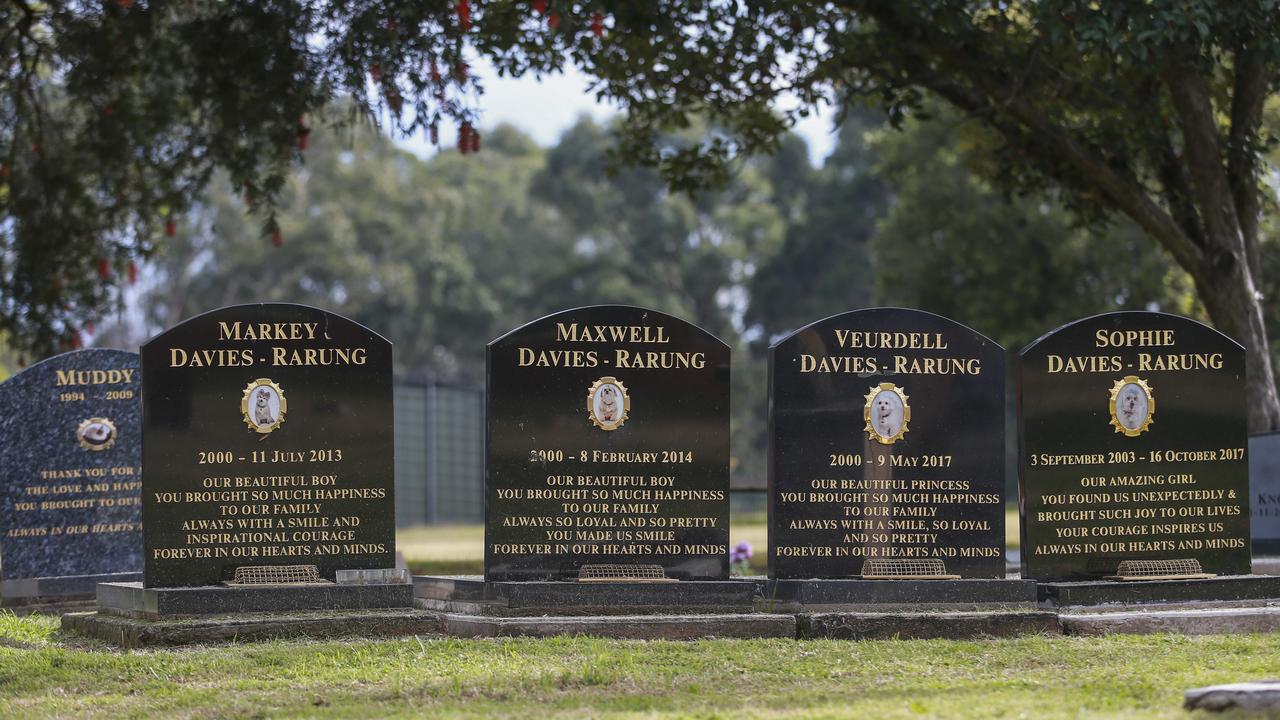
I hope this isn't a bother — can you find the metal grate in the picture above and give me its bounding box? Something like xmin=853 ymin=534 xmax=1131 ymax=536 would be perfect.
xmin=1110 ymin=558 xmax=1215 ymax=581
xmin=861 ymin=558 xmax=960 ymax=580
xmin=228 ymin=564 xmax=325 ymax=585
xmin=578 ymin=563 xmax=676 ymax=583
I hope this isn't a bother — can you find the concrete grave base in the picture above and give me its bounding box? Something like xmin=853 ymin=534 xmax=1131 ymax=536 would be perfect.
xmin=1037 ymin=575 xmax=1280 ymax=608
xmin=1062 ymin=604 xmax=1280 ymax=636
xmin=1185 ymin=681 xmax=1280 ymax=712
xmin=440 ymin=612 xmax=796 ymax=640
xmin=1 ymin=572 xmax=141 ymax=609
xmin=798 ymin=610 xmax=1061 ymax=640
xmin=58 ymin=579 xmax=424 ymax=647
xmin=1251 ymin=557 xmax=1280 ymax=575
xmin=757 ymin=577 xmax=1040 ymax=612
xmin=413 ymin=575 xmax=758 ymax=616
xmin=96 ymin=581 xmax=414 ymax=620
xmin=62 ymin=609 xmax=443 ymax=648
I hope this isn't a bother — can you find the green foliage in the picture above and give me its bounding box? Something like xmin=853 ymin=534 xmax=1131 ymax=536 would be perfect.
xmin=869 ymin=108 xmax=1201 ymax=353
xmin=746 ymin=112 xmax=890 ymax=344
xmin=9 ymin=3 xmax=1280 ymax=427
xmin=144 ymin=116 xmax=783 ymax=484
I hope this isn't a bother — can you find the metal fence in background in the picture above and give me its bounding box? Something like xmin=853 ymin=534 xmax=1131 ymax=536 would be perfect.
xmin=394 ymin=379 xmax=484 ymax=526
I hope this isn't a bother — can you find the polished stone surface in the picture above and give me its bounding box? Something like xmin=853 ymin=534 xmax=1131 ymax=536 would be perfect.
xmin=440 ymin=612 xmax=796 ymax=640
xmin=769 ymin=309 xmax=1006 ymax=579
xmin=1036 ymin=575 xmax=1280 ymax=607
xmin=1018 ymin=312 xmax=1249 ymax=580
xmin=141 ymin=304 xmax=395 ymax=587
xmin=0 ymin=349 xmax=142 ymax=583
xmin=62 ymin=607 xmax=438 ymax=647
xmin=486 ymin=305 xmax=731 ymax=581
xmin=413 ymin=574 xmax=756 ymax=616
xmin=1251 ymin=432 xmax=1280 ymax=554
xmin=798 ymin=610 xmax=1060 ymax=640
xmin=1 ymin=571 xmax=140 ymax=605
xmin=756 ymin=578 xmax=1037 ymax=611
xmin=97 ymin=580 xmax=413 ymax=619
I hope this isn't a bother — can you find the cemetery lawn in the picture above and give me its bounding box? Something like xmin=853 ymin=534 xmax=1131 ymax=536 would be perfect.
xmin=3 ymin=612 xmax=1278 ymax=719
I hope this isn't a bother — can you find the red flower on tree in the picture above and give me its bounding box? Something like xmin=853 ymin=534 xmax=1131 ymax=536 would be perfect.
xmin=456 ymin=0 xmax=472 ymax=31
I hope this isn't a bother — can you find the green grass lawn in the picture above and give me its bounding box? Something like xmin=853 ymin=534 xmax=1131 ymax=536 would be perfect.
xmin=1 ymin=611 xmax=1276 ymax=718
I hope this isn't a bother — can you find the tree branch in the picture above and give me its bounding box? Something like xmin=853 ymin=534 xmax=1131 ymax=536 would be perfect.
xmin=842 ymin=2 xmax=1206 ymax=278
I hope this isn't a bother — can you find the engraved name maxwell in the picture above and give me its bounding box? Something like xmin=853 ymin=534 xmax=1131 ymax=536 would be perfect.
xmin=516 ymin=322 xmax=706 ymax=369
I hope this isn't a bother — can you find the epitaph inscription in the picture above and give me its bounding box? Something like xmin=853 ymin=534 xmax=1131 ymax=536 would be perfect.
xmin=0 ymin=349 xmax=142 ymax=580
xmin=486 ymin=305 xmax=731 ymax=581
xmin=1018 ymin=311 xmax=1249 ymax=580
xmin=141 ymin=304 xmax=395 ymax=587
xmin=769 ymin=309 xmax=1006 ymax=579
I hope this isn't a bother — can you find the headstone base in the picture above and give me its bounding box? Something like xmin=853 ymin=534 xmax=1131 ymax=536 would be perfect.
xmin=758 ymin=578 xmax=1040 ymax=611
xmin=1063 ymin=605 xmax=1280 ymax=636
xmin=413 ymin=575 xmax=757 ymax=616
xmin=798 ymin=610 xmax=1061 ymax=640
xmin=440 ymin=612 xmax=795 ymax=640
xmin=1036 ymin=575 xmax=1280 ymax=607
xmin=61 ymin=608 xmax=440 ymax=648
xmin=95 ymin=581 xmax=413 ymax=620
xmin=1185 ymin=682 xmax=1280 ymax=712
xmin=1 ymin=572 xmax=141 ymax=607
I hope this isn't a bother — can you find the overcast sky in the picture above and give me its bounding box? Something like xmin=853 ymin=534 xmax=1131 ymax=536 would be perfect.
xmin=396 ymin=60 xmax=840 ymax=165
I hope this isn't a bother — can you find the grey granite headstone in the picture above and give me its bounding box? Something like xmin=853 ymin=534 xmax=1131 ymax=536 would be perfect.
xmin=1251 ymin=432 xmax=1280 ymax=555
xmin=0 ymin=349 xmax=142 ymax=597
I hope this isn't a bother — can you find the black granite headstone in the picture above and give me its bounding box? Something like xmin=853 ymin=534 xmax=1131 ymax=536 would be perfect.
xmin=768 ymin=308 xmax=1006 ymax=579
xmin=1250 ymin=432 xmax=1280 ymax=556
xmin=141 ymin=304 xmax=395 ymax=587
xmin=486 ymin=305 xmax=731 ymax=581
xmin=1018 ymin=311 xmax=1249 ymax=580
xmin=0 ymin=349 xmax=142 ymax=583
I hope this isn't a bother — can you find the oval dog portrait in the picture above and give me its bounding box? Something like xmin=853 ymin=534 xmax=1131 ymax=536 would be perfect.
xmin=241 ymin=378 xmax=288 ymax=435
xmin=587 ymin=376 xmax=630 ymax=431
xmin=863 ymin=382 xmax=911 ymax=445
xmin=1109 ymin=376 xmax=1154 ymax=437
xmin=77 ymin=417 xmax=117 ymax=451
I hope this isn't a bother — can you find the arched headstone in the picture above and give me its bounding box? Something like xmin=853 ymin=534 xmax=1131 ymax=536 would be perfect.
xmin=486 ymin=305 xmax=731 ymax=581
xmin=0 ymin=349 xmax=142 ymax=596
xmin=769 ymin=308 xmax=1006 ymax=579
xmin=1018 ymin=311 xmax=1249 ymax=580
xmin=141 ymin=304 xmax=395 ymax=587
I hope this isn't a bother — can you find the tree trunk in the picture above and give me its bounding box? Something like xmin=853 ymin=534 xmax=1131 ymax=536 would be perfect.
xmin=1193 ymin=252 xmax=1280 ymax=433
xmin=1163 ymin=59 xmax=1280 ymax=434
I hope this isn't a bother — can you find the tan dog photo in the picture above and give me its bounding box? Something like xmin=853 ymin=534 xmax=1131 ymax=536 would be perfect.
xmin=254 ymin=388 xmax=275 ymax=426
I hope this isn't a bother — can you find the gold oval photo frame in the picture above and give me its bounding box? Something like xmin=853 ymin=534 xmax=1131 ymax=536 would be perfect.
xmin=587 ymin=376 xmax=630 ymax=431
xmin=1109 ymin=375 xmax=1154 ymax=437
xmin=863 ymin=382 xmax=911 ymax=445
xmin=77 ymin=417 xmax=117 ymax=452
xmin=241 ymin=378 xmax=288 ymax=435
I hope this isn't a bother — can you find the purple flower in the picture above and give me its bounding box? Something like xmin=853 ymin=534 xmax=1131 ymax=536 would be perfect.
xmin=730 ymin=541 xmax=753 ymax=562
